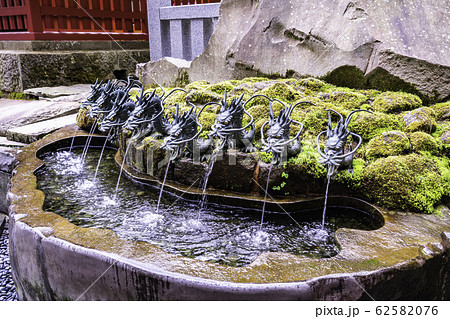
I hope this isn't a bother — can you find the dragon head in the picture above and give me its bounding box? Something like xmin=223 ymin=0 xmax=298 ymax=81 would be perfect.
xmin=210 ymin=90 xmax=245 ymax=139
xmin=124 ymin=89 xmax=162 ymax=131
xmin=162 ymin=104 xmax=201 ymax=160
xmin=81 ymin=78 xmax=104 ymax=109
xmin=98 ymin=92 xmax=135 ymax=133
xmin=317 ymin=109 xmax=371 ymax=178
xmin=261 ymin=100 xmax=309 ymax=165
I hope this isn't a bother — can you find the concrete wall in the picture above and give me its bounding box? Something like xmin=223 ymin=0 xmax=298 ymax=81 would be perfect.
xmin=0 ymin=41 xmax=150 ymax=93
xmin=147 ymin=0 xmax=219 ymax=61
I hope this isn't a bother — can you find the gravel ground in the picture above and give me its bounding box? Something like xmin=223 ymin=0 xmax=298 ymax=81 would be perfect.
xmin=0 ymin=216 xmax=18 ymax=301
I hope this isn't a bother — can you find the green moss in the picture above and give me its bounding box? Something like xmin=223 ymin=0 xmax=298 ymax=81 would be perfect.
xmin=334 ymin=158 xmax=365 ymax=189
xmin=297 ymin=77 xmax=327 ymax=90
xmin=258 ymin=151 xmax=273 ymax=164
xmin=240 ymin=77 xmax=271 ymax=83
xmin=319 ymin=91 xmax=368 ymax=111
xmin=429 ymin=101 xmax=450 ymax=120
xmin=0 ymin=91 xmax=38 ymax=100
xmin=287 ymin=139 xmax=326 ymax=179
xmin=409 ymin=132 xmax=439 ymax=155
xmin=430 ymin=156 xmax=450 ymax=198
xmin=185 ymin=89 xmax=222 ymax=105
xmin=348 ymin=111 xmax=404 ymax=140
xmin=197 ymin=111 xmax=217 ymax=138
xmin=208 ymin=80 xmax=238 ymax=95
xmin=372 ymin=91 xmax=422 ymax=113
xmin=185 ymin=81 xmax=210 ymax=90
xmin=362 ymin=154 xmax=443 ymax=214
xmin=365 ymin=131 xmax=410 ymax=161
xmin=403 ymin=107 xmax=437 ymax=133
xmin=246 ymin=82 xmax=299 ymax=107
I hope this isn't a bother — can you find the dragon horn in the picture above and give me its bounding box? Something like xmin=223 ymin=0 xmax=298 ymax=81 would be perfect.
xmin=237 ymin=92 xmax=245 ymax=104
xmin=344 ymin=109 xmax=373 ymax=128
xmin=162 ymin=88 xmax=188 ymax=102
xmin=269 ymin=100 xmax=274 ymax=120
xmin=326 ymin=109 xmax=344 ymax=125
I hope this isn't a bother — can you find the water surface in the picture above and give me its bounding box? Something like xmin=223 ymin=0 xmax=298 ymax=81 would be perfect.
xmin=35 ymin=148 xmax=380 ymax=267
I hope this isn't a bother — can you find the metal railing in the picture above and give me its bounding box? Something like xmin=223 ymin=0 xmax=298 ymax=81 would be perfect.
xmin=0 ymin=0 xmax=148 ymax=41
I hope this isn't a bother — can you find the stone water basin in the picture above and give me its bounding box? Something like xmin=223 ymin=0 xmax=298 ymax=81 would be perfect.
xmin=7 ymin=125 xmax=450 ymax=300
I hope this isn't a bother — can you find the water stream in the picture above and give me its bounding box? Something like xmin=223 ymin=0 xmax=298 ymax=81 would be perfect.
xmin=93 ymin=129 xmax=111 ymax=181
xmin=322 ymin=175 xmax=331 ymax=229
xmin=259 ymin=164 xmax=272 ymax=232
xmin=198 ymin=149 xmax=219 ymax=213
xmin=114 ymin=140 xmax=132 ymax=201
xmin=156 ymin=154 xmax=172 ymax=214
xmin=81 ymin=119 xmax=98 ymax=162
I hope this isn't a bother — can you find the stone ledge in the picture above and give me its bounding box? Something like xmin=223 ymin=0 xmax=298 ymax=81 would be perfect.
xmin=6 ymin=114 xmax=77 ymax=144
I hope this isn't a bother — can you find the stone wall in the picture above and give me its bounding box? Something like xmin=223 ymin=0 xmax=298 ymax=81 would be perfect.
xmin=0 ymin=41 xmax=150 ymax=93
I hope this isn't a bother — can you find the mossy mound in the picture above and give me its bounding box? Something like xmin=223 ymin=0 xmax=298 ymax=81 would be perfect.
xmin=429 ymin=101 xmax=450 ymax=120
xmin=362 ymin=154 xmax=443 ymax=214
xmin=365 ymin=131 xmax=410 ymax=161
xmin=372 ymin=92 xmax=422 ymax=113
xmin=348 ymin=111 xmax=404 ymax=140
xmin=409 ymin=132 xmax=439 ymax=155
xmin=402 ymin=107 xmax=437 ymax=133
xmin=319 ymin=91 xmax=368 ymax=110
xmin=297 ymin=77 xmax=327 ymax=90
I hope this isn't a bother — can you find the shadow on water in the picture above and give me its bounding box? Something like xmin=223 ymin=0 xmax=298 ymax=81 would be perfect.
xmin=35 ymin=144 xmax=383 ymax=267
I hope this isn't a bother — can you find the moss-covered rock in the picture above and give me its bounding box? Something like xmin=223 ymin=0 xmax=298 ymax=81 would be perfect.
xmin=362 ymin=154 xmax=444 ymax=214
xmin=297 ymin=77 xmax=327 ymax=90
xmin=185 ymin=89 xmax=222 ymax=105
xmin=319 ymin=91 xmax=368 ymax=110
xmin=372 ymin=91 xmax=422 ymax=113
xmin=365 ymin=131 xmax=410 ymax=161
xmin=348 ymin=111 xmax=404 ymax=140
xmin=403 ymin=107 xmax=437 ymax=133
xmin=429 ymin=101 xmax=450 ymax=120
xmin=409 ymin=131 xmax=439 ymax=155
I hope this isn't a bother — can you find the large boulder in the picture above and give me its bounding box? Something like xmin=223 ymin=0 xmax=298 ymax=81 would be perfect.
xmin=183 ymin=0 xmax=450 ymax=102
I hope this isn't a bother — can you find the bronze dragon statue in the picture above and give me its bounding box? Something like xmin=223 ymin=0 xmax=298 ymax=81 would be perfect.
xmin=261 ymin=99 xmax=314 ymax=166
xmin=316 ymin=109 xmax=371 ymax=179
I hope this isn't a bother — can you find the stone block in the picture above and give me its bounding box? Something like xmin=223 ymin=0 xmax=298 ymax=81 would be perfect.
xmin=137 ymin=57 xmax=191 ymax=87
xmin=6 ymin=114 xmax=77 ymax=144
